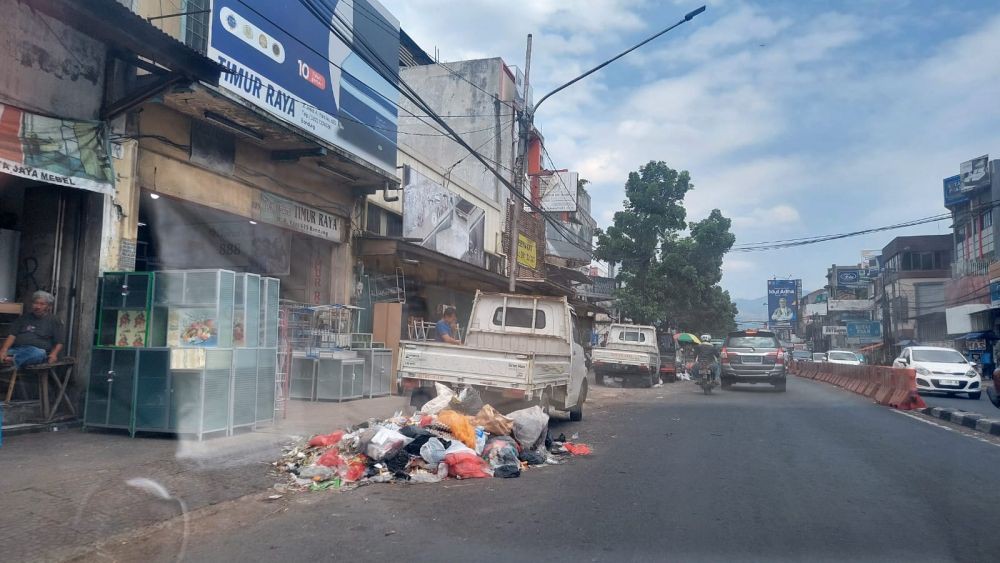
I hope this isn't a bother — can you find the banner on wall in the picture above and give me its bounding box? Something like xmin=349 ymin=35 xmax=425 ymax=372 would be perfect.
xmin=402 ymin=166 xmax=486 ymax=268
xmin=0 ymin=104 xmax=114 ymax=194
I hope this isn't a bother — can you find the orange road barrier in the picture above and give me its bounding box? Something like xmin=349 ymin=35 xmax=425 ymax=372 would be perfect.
xmin=795 ymin=361 xmax=925 ymax=410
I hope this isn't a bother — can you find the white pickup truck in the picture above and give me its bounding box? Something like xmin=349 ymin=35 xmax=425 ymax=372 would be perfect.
xmin=397 ymin=292 xmax=589 ymax=421
xmin=592 ymin=324 xmax=661 ymax=387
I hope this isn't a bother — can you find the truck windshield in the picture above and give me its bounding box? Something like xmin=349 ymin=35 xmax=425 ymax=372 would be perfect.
xmin=619 ymin=331 xmax=645 ymax=342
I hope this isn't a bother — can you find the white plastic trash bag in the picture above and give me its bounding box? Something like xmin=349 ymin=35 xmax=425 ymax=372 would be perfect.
xmin=419 ymin=437 xmax=448 ymax=465
xmin=419 ymin=383 xmax=455 ymax=414
xmin=366 ymin=427 xmax=413 ymax=461
xmin=508 ymin=405 xmax=549 ymax=451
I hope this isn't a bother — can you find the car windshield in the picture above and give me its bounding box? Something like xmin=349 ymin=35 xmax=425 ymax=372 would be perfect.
xmin=726 ymin=336 xmax=779 ymax=348
xmin=912 ymin=349 xmax=967 ymax=364
xmin=829 ymin=352 xmax=858 ymax=361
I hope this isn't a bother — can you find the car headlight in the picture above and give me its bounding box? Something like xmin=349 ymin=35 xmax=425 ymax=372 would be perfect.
xmin=966 ymin=369 xmax=979 ymax=378
xmin=915 ymin=366 xmax=931 ymax=375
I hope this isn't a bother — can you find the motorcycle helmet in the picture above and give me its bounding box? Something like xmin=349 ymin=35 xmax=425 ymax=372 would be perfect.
xmin=700 ymin=334 xmax=711 ymax=342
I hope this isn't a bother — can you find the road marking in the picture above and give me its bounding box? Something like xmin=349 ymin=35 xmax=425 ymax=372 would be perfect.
xmin=891 ymin=409 xmax=1000 ymax=448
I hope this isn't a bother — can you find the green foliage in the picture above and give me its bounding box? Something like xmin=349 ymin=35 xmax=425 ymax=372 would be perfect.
xmin=595 ymin=161 xmax=737 ymax=333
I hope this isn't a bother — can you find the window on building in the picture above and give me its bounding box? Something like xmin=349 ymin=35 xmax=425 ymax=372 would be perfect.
xmin=183 ymin=0 xmax=210 ymax=54
xmin=386 ymin=212 xmax=403 ymax=237
xmin=982 ymin=211 xmax=994 ymax=256
xmin=366 ymin=204 xmax=381 ymax=235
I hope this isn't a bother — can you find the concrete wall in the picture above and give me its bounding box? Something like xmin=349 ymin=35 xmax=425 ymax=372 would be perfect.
xmin=398 ymin=58 xmax=517 ymax=214
xmin=105 ymin=102 xmax=359 ymax=304
xmin=0 ymin=0 xmax=107 ymax=120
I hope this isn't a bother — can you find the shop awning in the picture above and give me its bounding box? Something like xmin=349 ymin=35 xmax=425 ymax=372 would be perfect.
xmin=359 ymin=237 xmax=509 ymax=292
xmin=959 ymin=331 xmax=997 ymax=340
xmin=0 ymin=104 xmax=114 ymax=194
xmin=25 ymin=0 xmax=220 ymax=85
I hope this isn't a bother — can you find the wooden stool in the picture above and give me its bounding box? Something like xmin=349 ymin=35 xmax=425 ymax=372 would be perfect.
xmin=3 ymin=358 xmax=76 ymax=421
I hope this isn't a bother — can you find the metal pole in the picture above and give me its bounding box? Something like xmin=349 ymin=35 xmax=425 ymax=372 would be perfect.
xmin=508 ymin=34 xmax=532 ymax=292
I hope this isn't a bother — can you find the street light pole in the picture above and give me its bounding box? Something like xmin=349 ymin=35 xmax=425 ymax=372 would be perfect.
xmin=506 ymin=5 xmax=706 ymax=292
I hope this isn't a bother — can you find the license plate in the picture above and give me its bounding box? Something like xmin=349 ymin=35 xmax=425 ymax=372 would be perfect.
xmin=940 ymin=380 xmax=961 ymax=387
xmin=742 ymin=356 xmax=762 ymax=364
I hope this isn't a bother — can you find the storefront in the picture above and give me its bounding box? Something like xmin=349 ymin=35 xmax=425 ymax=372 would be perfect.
xmin=0 ymin=104 xmax=114 ymax=423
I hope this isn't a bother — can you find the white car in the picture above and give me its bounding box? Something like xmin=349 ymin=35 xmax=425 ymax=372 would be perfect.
xmin=826 ymin=350 xmax=862 ymax=365
xmin=892 ymin=346 xmax=982 ymax=399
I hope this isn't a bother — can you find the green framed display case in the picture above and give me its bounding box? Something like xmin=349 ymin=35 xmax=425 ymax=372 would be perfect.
xmin=95 ymin=272 xmax=156 ymax=348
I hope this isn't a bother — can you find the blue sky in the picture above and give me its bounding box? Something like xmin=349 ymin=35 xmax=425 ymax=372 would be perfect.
xmin=383 ymin=0 xmax=1000 ymax=298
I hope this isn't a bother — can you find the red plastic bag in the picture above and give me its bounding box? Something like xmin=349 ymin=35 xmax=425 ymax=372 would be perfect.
xmin=444 ymin=452 xmax=492 ymax=479
xmin=341 ymin=456 xmax=368 ymax=482
xmin=308 ymin=431 xmax=345 ymax=448
xmin=419 ymin=415 xmax=434 ymax=427
xmin=316 ymin=450 xmax=344 ymax=467
xmin=564 ymin=442 xmax=592 ymax=456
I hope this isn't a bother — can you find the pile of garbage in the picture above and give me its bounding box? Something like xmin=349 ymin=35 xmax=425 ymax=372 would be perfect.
xmin=274 ymin=384 xmax=592 ymax=491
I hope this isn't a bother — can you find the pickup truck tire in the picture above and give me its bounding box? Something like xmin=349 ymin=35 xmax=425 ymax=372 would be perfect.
xmin=409 ymin=389 xmax=433 ymax=408
xmin=640 ymin=374 xmax=655 ymax=388
xmin=595 ymin=373 xmax=605 ymax=386
xmin=569 ymin=380 xmax=587 ymax=422
xmin=773 ymin=379 xmax=787 ymax=392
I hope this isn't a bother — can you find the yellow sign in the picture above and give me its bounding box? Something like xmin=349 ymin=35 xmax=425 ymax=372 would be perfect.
xmin=516 ymin=234 xmax=537 ymax=269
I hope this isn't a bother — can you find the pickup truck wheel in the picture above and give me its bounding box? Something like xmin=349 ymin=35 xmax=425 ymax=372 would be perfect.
xmin=595 ymin=373 xmax=605 ymax=386
xmin=721 ymin=378 xmax=732 ymax=390
xmin=773 ymin=379 xmax=787 ymax=392
xmin=569 ymin=380 xmax=587 ymax=422
xmin=409 ymin=389 xmax=433 ymax=408
xmin=641 ymin=374 xmax=655 ymax=388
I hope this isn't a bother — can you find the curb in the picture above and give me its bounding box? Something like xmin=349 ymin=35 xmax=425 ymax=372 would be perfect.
xmin=919 ymin=407 xmax=1000 ymax=436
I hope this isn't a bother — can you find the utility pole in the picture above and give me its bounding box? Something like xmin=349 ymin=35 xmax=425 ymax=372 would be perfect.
xmin=505 ymin=6 xmax=705 ymax=293
xmin=508 ymin=34 xmax=532 ymax=292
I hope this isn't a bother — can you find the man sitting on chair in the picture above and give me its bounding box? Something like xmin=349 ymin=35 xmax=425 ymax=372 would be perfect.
xmin=1 ymin=291 xmax=64 ymax=368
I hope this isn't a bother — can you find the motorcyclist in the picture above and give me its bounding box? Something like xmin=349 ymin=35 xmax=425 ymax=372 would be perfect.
xmin=693 ymin=334 xmax=720 ymax=382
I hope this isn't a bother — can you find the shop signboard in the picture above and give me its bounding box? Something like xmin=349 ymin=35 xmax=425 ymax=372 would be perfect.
xmin=804 ymin=303 xmax=828 ymax=317
xmin=960 ymin=155 xmax=990 ymax=192
xmin=822 ymin=326 xmax=848 ymax=336
xmin=576 ymin=275 xmax=615 ymax=300
xmin=828 ymin=299 xmax=872 ymax=312
xmin=767 ymin=279 xmax=799 ymax=328
xmin=943 ymin=174 xmax=967 ymax=207
xmin=517 ymin=234 xmax=537 ymax=269
xmin=0 ymin=104 xmax=114 ymax=194
xmin=402 ymin=166 xmax=486 ymax=268
xmin=252 ymin=190 xmax=341 ymax=243
xmin=846 ymin=321 xmax=881 ymax=338
xmin=208 ymin=0 xmax=400 ymax=175
xmin=837 ymin=269 xmax=866 ymax=288
xmin=538 ymin=170 xmax=579 ymax=212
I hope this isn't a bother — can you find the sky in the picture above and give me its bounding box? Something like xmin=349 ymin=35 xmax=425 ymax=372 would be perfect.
xmin=381 ymin=0 xmax=1000 ymax=299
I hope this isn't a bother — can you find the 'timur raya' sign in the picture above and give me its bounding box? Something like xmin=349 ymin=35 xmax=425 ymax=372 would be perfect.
xmin=252 ymin=191 xmax=342 ymax=242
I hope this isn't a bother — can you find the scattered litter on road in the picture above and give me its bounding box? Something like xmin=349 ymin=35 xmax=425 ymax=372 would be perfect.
xmin=274 ymin=384 xmax=593 ymax=491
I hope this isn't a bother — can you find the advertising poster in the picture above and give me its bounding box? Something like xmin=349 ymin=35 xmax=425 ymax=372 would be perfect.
xmin=960 ymin=155 xmax=990 ymax=192
xmin=114 ymin=310 xmax=147 ymax=347
xmin=767 ymin=279 xmax=799 ymax=328
xmin=402 ymin=166 xmax=486 ymax=267
xmin=208 ymin=0 xmax=400 ymax=175
xmin=0 ymin=104 xmax=114 ymax=194
xmin=538 ymin=170 xmax=579 ymax=212
xmin=167 ymin=309 xmax=219 ymax=347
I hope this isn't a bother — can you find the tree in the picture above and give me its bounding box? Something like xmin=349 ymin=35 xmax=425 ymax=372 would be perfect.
xmin=595 ymin=161 xmax=737 ymax=334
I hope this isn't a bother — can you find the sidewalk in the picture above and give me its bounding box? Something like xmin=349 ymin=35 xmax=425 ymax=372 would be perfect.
xmin=0 ymin=396 xmax=408 ymax=563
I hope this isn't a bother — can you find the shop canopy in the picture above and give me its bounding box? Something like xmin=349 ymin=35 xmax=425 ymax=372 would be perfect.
xmin=0 ymin=104 xmax=114 ymax=195
xmin=959 ymin=331 xmax=997 ymax=340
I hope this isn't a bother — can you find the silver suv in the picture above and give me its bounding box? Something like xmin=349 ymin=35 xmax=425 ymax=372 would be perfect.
xmin=720 ymin=330 xmax=787 ymax=392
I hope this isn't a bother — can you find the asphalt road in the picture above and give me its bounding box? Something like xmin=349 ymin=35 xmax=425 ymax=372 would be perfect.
xmin=920 ymin=380 xmax=1000 ymax=418
xmin=93 ymin=376 xmax=1000 ymax=563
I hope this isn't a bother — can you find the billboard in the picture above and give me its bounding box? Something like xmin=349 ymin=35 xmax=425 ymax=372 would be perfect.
xmin=846 ymin=321 xmax=882 ymax=338
xmin=767 ymin=279 xmax=799 ymax=328
xmin=960 ymin=155 xmax=990 ymax=192
xmin=538 ymin=170 xmax=579 ymax=212
xmin=546 ymin=220 xmax=593 ymax=262
xmin=827 ymin=299 xmax=872 ymax=312
xmin=402 ymin=166 xmax=486 ymax=268
xmin=836 ymin=269 xmax=866 ymax=288
xmin=208 ymin=0 xmax=400 ymax=175
xmin=943 ymin=174 xmax=967 ymax=207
